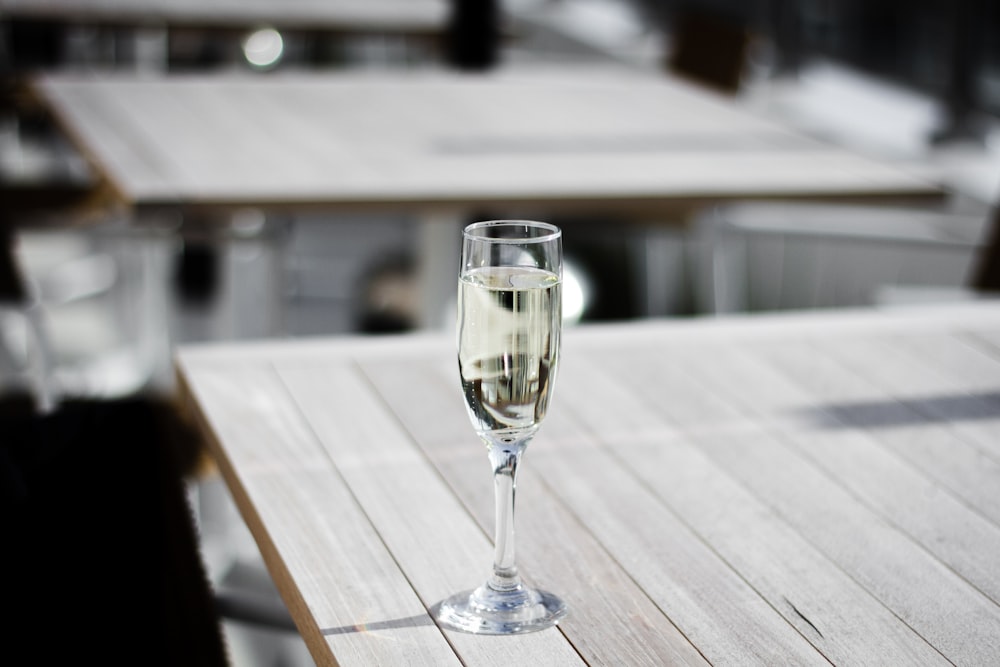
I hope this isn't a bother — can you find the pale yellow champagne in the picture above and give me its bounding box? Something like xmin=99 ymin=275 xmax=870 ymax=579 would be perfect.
xmin=458 ymin=266 xmax=561 ymax=445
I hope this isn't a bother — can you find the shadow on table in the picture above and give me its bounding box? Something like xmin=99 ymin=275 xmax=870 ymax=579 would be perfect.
xmin=321 ymin=613 xmax=436 ymax=636
xmin=803 ymin=391 xmax=1000 ymax=429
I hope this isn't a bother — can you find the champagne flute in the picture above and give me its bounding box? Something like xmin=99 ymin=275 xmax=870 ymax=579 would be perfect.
xmin=433 ymin=220 xmax=567 ymax=635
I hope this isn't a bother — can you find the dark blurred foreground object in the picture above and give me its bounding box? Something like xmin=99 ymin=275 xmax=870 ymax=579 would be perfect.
xmin=445 ymin=0 xmax=500 ymax=70
xmin=0 ymin=396 xmax=230 ymax=666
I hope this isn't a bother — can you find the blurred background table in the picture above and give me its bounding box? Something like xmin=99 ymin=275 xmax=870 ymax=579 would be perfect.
xmin=29 ymin=64 xmax=945 ymax=328
xmin=0 ymin=0 xmax=451 ymax=49
xmin=176 ymin=300 xmax=1000 ymax=666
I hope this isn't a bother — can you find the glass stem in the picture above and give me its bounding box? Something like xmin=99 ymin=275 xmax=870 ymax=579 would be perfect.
xmin=488 ymin=444 xmax=524 ymax=593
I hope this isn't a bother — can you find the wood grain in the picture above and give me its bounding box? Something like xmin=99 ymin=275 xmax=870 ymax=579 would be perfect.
xmin=33 ymin=67 xmax=943 ymax=215
xmin=175 ymin=303 xmax=1000 ymax=666
xmin=178 ymin=362 xmax=463 ymax=666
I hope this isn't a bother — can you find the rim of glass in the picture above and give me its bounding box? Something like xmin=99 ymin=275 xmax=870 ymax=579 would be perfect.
xmin=463 ymin=220 xmax=561 ymax=244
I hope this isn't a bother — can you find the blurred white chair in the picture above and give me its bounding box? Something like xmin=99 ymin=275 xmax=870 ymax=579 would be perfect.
xmin=693 ymin=197 xmax=999 ymax=315
xmin=2 ymin=211 xmax=178 ymax=411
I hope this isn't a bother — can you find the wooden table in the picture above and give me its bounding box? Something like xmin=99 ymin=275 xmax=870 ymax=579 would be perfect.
xmin=0 ymin=0 xmax=449 ymax=35
xmin=31 ymin=65 xmax=945 ymax=326
xmin=176 ymin=302 xmax=1000 ymax=666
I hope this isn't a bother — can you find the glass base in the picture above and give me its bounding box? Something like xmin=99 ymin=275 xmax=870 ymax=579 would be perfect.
xmin=432 ymin=582 xmax=567 ymax=635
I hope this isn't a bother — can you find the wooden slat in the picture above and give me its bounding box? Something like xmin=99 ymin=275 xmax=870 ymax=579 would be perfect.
xmin=819 ymin=332 xmax=1000 ymax=467
xmin=966 ymin=329 xmax=1000 ymax=358
xmin=530 ymin=421 xmax=830 ymax=665
xmin=553 ymin=356 xmax=949 ymax=666
xmin=624 ymin=336 xmax=1000 ymax=666
xmin=273 ymin=359 xmax=585 ymax=666
xmin=37 ymin=84 xmax=177 ymax=205
xmin=176 ymin=362 xmax=462 ymax=667
xmin=804 ymin=332 xmax=1000 ymax=525
xmin=687 ymin=421 xmax=1000 ymax=667
xmin=753 ymin=333 xmax=1000 ymax=527
xmin=740 ymin=336 xmax=1000 ymax=600
xmin=358 ymin=356 xmax=712 ymax=666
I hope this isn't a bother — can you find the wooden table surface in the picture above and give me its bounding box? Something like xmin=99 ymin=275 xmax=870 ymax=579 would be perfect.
xmin=176 ymin=302 xmax=1000 ymax=666
xmin=30 ymin=64 xmax=943 ymax=216
xmin=0 ymin=0 xmax=449 ymax=33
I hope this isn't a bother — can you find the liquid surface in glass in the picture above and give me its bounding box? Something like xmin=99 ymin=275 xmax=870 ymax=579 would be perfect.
xmin=458 ymin=265 xmax=561 ymax=445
